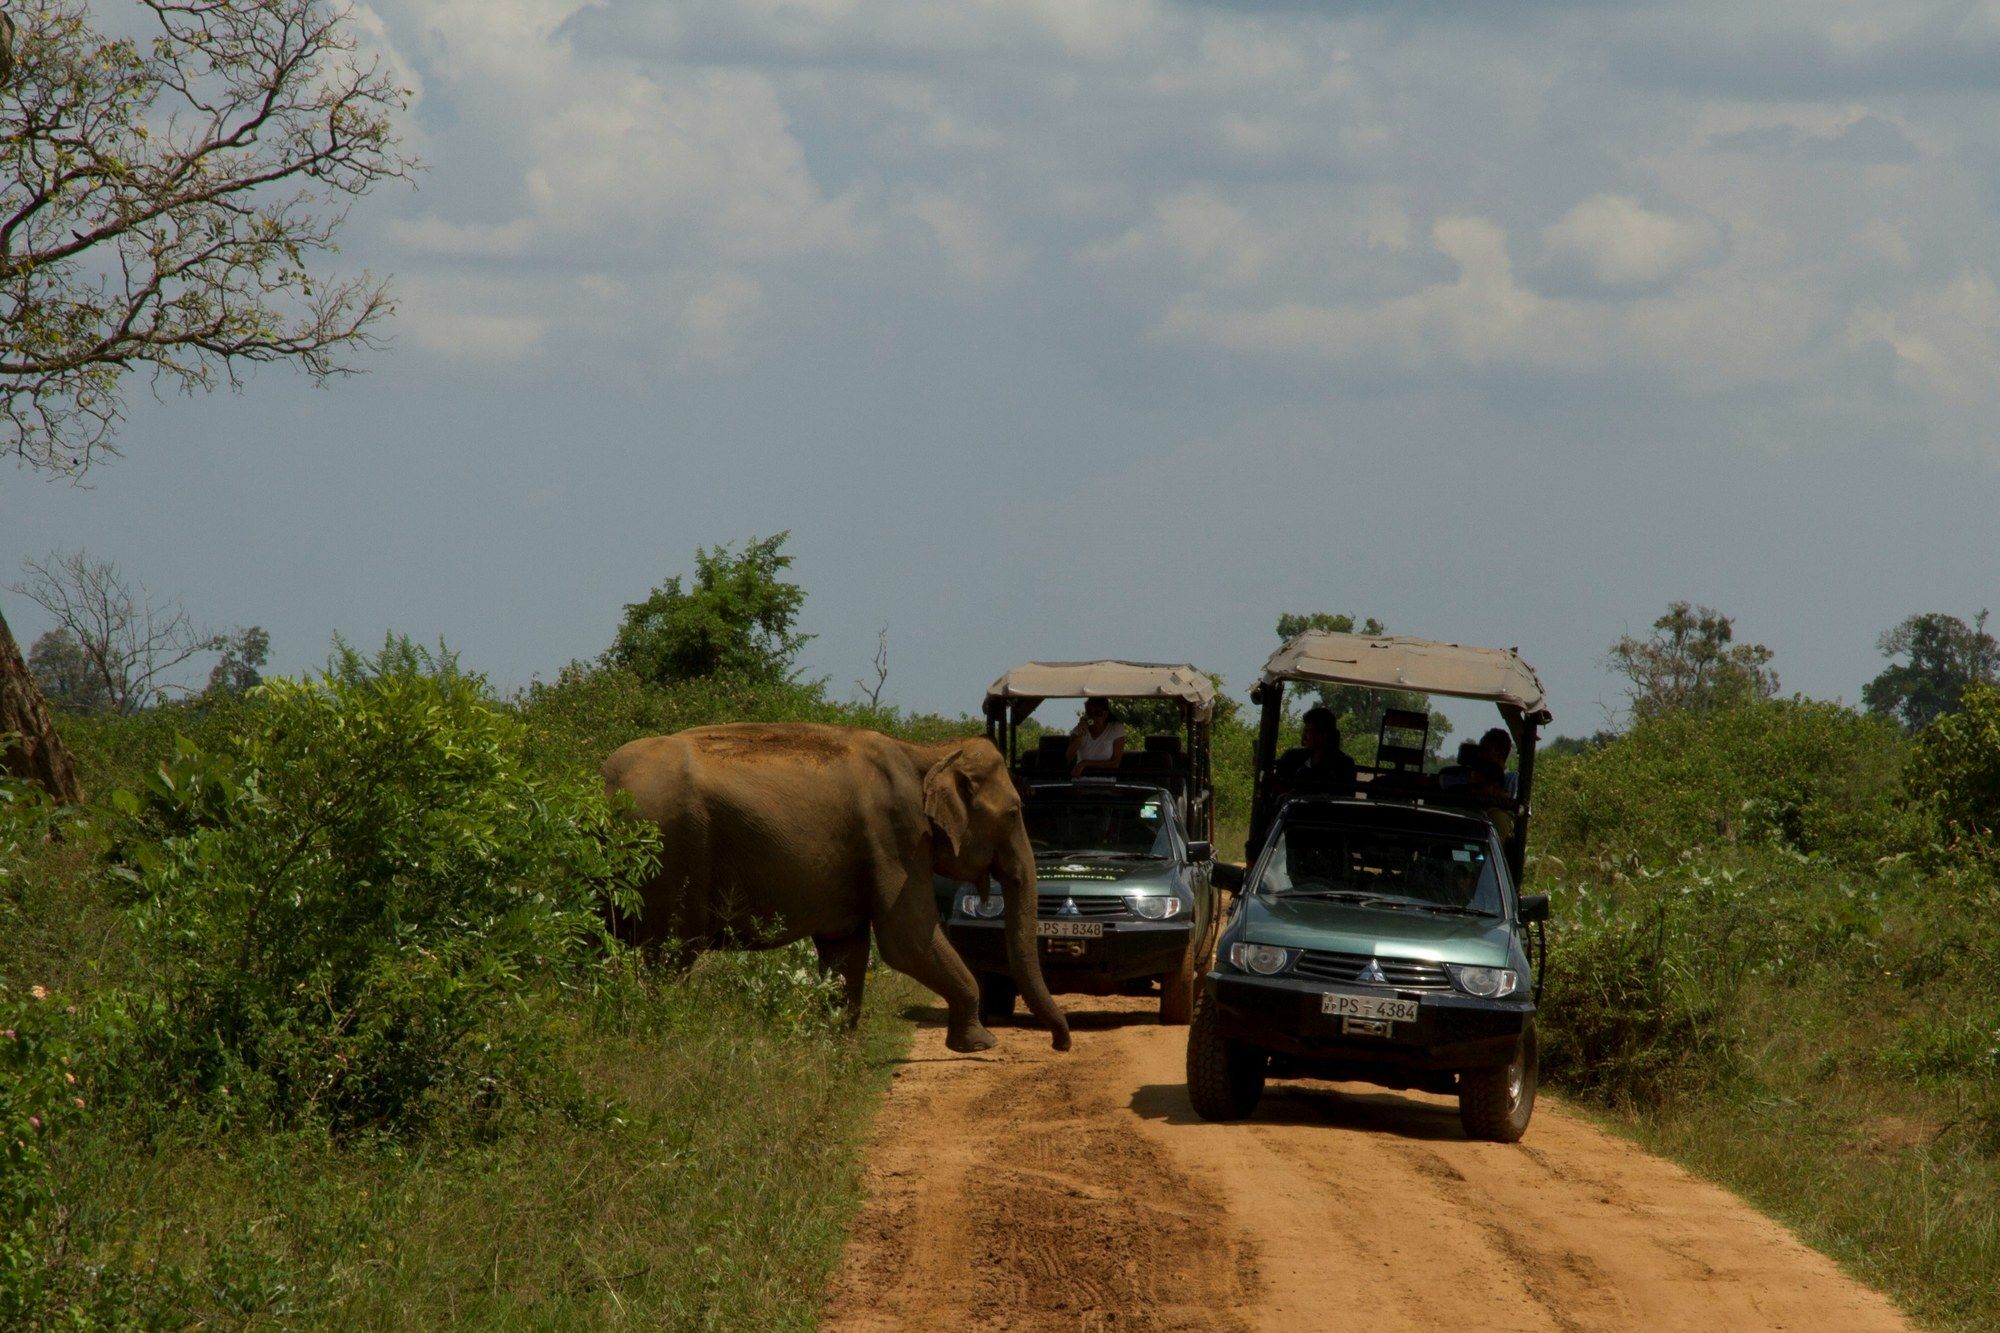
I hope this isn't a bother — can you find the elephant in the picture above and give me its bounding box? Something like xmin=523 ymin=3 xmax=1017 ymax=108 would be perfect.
xmin=602 ymin=722 xmax=1071 ymax=1053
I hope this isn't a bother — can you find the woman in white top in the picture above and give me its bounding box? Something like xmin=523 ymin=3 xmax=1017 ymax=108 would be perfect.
xmin=1066 ymin=696 xmax=1127 ymax=777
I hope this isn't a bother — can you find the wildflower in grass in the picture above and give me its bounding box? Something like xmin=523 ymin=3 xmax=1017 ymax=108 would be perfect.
xmin=30 ymin=985 xmax=47 ymax=1000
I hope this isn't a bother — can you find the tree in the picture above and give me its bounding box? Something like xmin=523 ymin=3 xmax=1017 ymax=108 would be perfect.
xmin=1607 ymin=602 xmax=1778 ymax=722
xmin=0 ymin=605 xmax=81 ymax=800
xmin=1911 ymin=682 xmax=2000 ymax=847
xmin=1862 ymin=611 xmax=1999 ymax=733
xmin=9 ymin=550 xmax=223 ymax=714
xmin=206 ymin=624 xmax=271 ymax=696
xmin=854 ymin=626 xmax=889 ymax=708
xmin=1 ymin=0 xmax=413 ymax=476
xmin=26 ymin=627 xmax=108 ymax=712
xmin=608 ymin=534 xmax=813 ymax=686
xmin=1274 ymin=612 xmax=1451 ymax=755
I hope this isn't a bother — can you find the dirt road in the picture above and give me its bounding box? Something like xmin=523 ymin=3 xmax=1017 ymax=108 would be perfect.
xmin=824 ymin=996 xmax=1909 ymax=1332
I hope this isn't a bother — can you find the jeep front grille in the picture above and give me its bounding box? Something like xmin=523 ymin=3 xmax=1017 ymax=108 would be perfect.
xmin=1292 ymin=950 xmax=1451 ymax=990
xmin=1036 ymin=894 xmax=1129 ymax=919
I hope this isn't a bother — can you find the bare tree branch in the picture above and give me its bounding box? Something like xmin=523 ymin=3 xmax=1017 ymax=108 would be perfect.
xmin=9 ymin=550 xmax=222 ymax=712
xmin=855 ymin=626 xmax=889 ymax=708
xmin=0 ymin=0 xmax=415 ymax=476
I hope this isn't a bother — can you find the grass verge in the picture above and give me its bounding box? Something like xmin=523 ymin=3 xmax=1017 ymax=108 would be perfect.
xmin=37 ymin=961 xmax=922 ymax=1329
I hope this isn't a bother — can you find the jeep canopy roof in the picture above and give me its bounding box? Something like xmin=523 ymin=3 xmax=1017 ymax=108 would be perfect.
xmin=984 ymin=660 xmax=1216 ymax=722
xmin=1257 ymin=633 xmax=1550 ymax=724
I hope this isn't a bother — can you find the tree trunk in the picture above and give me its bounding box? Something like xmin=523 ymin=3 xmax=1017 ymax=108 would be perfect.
xmin=0 ymin=605 xmax=82 ymax=803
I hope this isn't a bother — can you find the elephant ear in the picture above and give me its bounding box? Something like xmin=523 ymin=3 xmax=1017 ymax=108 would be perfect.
xmin=923 ymin=748 xmax=974 ymax=863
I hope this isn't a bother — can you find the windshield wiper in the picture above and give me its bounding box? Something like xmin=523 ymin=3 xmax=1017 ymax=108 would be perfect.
xmin=1270 ymin=889 xmax=1378 ymax=903
xmin=1365 ymin=899 xmax=1497 ymax=918
xmin=1038 ymin=850 xmax=1162 ymax=861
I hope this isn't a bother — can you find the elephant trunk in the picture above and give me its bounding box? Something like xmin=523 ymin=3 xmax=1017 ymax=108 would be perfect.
xmin=998 ymin=821 xmax=1071 ymax=1051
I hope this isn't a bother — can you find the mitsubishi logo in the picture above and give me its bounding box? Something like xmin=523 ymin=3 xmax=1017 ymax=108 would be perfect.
xmin=1057 ymin=898 xmax=1080 ymax=917
xmin=1357 ymin=959 xmax=1388 ymax=985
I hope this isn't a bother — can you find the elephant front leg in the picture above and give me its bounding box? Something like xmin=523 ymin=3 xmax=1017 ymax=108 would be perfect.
xmin=876 ymin=921 xmax=996 ymax=1054
xmin=813 ymin=926 xmax=871 ymax=1029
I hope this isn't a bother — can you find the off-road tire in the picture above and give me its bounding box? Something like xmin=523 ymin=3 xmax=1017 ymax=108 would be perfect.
xmin=1458 ymin=1019 xmax=1538 ymax=1143
xmin=978 ymin=972 xmax=1017 ymax=1024
xmin=1186 ymin=988 xmax=1265 ymax=1120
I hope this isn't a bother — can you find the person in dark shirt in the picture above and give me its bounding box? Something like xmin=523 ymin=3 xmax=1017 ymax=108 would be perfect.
xmin=1275 ymin=706 xmax=1358 ymax=795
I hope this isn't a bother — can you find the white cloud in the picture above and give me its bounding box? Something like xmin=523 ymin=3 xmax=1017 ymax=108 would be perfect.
xmin=1543 ymin=195 xmax=1721 ymax=288
xmin=1161 ymin=217 xmax=1580 ymax=370
xmin=676 ymin=272 xmax=768 ymax=367
xmin=1848 ymin=270 xmax=2000 ymax=405
xmin=406 ymin=309 xmax=543 ymax=361
xmin=1082 ymin=188 xmax=1266 ymax=289
xmin=901 ymin=191 xmax=1032 ymax=287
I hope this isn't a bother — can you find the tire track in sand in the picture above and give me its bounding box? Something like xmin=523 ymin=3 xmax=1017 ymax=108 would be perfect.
xmin=825 ymin=997 xmax=1910 ymax=1332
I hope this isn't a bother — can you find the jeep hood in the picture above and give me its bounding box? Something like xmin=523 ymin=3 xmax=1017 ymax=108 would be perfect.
xmin=1241 ymin=893 xmax=1512 ymax=967
xmin=1037 ymin=856 xmax=1179 ymax=897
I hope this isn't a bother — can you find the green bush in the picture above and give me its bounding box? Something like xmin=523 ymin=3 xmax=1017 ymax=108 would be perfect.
xmin=1538 ymin=854 xmax=1881 ymax=1105
xmin=513 ymin=661 xmax=974 ymax=786
xmin=111 ymin=669 xmax=658 ymax=1137
xmin=1911 ymin=681 xmax=2000 ymax=853
xmin=1535 ymin=698 xmax=1913 ymax=869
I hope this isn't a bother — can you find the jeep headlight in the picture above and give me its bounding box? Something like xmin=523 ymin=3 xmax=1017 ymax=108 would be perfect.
xmin=958 ymin=892 xmax=1005 ymax=919
xmin=1128 ymin=893 xmax=1184 ymax=920
xmin=1447 ymin=964 xmax=1518 ymax=998
xmin=1228 ymin=942 xmax=1294 ymax=976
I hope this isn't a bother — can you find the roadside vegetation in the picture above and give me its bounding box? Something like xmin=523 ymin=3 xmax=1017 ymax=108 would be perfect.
xmin=1 ymin=536 xmax=938 ymax=1327
xmin=1528 ymin=608 xmax=2000 ymax=1332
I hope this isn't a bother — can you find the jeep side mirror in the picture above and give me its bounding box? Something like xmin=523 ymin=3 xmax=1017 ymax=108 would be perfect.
xmin=1186 ymin=840 xmax=1212 ymax=862
xmin=1517 ymin=893 xmax=1549 ymax=924
xmin=1212 ymin=861 xmax=1246 ymax=892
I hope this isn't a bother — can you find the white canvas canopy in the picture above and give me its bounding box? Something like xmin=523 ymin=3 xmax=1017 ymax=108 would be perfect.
xmin=985 ymin=661 xmax=1216 ymax=722
xmin=1258 ymin=633 xmax=1550 ymax=721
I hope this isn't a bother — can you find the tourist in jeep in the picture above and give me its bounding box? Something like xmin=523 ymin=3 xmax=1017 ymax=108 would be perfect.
xmin=1274 ymin=706 xmax=1357 ymax=795
xmin=1067 ymin=697 xmax=1127 ymax=776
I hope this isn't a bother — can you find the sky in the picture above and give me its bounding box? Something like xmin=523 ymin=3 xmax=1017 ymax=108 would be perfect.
xmin=5 ymin=0 xmax=1999 ymax=735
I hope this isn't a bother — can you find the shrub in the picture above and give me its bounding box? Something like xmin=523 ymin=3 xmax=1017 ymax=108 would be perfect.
xmin=513 ymin=662 xmax=975 ymax=785
xmin=1538 ymin=854 xmax=1881 ymax=1105
xmin=1535 ymin=698 xmax=1913 ymax=869
xmin=111 ymin=669 xmax=658 ymax=1137
xmin=1911 ymin=681 xmax=2000 ymax=852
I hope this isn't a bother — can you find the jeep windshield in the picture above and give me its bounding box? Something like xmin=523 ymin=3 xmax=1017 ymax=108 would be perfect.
xmin=1254 ymin=818 xmax=1502 ymax=916
xmin=1025 ymin=790 xmax=1175 ymax=860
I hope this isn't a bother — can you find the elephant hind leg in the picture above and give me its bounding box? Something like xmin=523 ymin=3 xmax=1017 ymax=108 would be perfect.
xmin=813 ymin=925 xmax=871 ymax=1029
xmin=875 ymin=921 xmax=995 ymax=1054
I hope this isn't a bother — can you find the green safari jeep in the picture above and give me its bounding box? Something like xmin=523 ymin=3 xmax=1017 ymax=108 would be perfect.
xmin=944 ymin=661 xmax=1221 ymax=1025
xmin=1189 ymin=631 xmax=1553 ymax=1142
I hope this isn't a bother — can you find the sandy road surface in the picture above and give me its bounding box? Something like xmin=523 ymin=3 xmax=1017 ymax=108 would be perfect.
xmin=824 ymin=996 xmax=1910 ymax=1333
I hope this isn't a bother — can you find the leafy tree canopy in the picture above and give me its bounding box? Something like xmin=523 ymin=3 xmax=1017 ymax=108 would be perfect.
xmin=1607 ymin=602 xmax=1778 ymax=723
xmin=1862 ymin=610 xmax=1998 ymax=734
xmin=206 ymin=626 xmax=271 ymax=697
xmin=608 ymin=534 xmax=812 ymax=687
xmin=0 ymin=0 xmax=413 ymax=475
xmin=26 ymin=627 xmax=108 ymax=713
